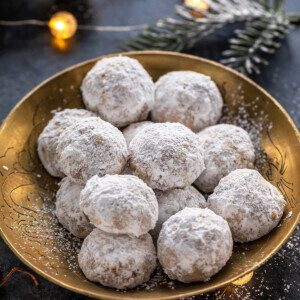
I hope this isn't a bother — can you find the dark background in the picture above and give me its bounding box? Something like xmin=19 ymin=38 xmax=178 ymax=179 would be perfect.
xmin=0 ymin=0 xmax=299 ymax=299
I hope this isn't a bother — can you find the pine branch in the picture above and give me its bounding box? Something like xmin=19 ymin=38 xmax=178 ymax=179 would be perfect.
xmin=221 ymin=13 xmax=293 ymax=74
xmin=122 ymin=0 xmax=273 ymax=52
xmin=122 ymin=0 xmax=300 ymax=75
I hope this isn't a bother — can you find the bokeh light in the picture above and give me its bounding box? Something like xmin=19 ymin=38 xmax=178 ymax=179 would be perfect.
xmin=48 ymin=11 xmax=77 ymax=39
xmin=185 ymin=0 xmax=210 ymax=10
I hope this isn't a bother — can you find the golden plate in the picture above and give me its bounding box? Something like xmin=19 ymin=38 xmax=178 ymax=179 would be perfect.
xmin=0 ymin=51 xmax=299 ymax=299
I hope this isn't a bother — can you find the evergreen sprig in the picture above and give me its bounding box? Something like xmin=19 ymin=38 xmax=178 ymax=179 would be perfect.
xmin=122 ymin=0 xmax=300 ymax=75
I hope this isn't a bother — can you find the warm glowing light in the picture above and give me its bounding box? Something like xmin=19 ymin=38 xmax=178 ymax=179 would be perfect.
xmin=51 ymin=37 xmax=75 ymax=52
xmin=48 ymin=11 xmax=77 ymax=39
xmin=185 ymin=0 xmax=210 ymax=11
xmin=232 ymin=272 xmax=254 ymax=285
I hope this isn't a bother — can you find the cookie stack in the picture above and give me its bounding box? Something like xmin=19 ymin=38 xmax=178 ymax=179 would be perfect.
xmin=37 ymin=56 xmax=285 ymax=289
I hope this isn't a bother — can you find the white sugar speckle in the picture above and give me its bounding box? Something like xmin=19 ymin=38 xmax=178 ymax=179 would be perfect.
xmin=2 ymin=165 xmax=8 ymax=171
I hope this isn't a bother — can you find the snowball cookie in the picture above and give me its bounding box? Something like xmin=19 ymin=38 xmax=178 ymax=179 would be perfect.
xmin=81 ymin=56 xmax=155 ymax=127
xmin=151 ymin=186 xmax=207 ymax=240
xmin=55 ymin=177 xmax=94 ymax=238
xmin=158 ymin=207 xmax=233 ymax=283
xmin=80 ymin=174 xmax=158 ymax=237
xmin=129 ymin=123 xmax=205 ymax=190
xmin=208 ymin=169 xmax=286 ymax=243
xmin=37 ymin=108 xmax=96 ymax=177
xmin=122 ymin=121 xmax=154 ymax=146
xmin=56 ymin=117 xmax=128 ymax=182
xmin=152 ymin=71 xmax=223 ymax=132
xmin=194 ymin=124 xmax=255 ymax=193
xmin=78 ymin=228 xmax=156 ymax=289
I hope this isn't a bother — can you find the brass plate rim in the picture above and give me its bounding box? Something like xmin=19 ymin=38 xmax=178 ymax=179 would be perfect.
xmin=0 ymin=50 xmax=299 ymax=300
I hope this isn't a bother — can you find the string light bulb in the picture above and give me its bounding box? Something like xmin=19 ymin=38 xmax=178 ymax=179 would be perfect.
xmin=184 ymin=0 xmax=210 ymax=11
xmin=232 ymin=272 xmax=254 ymax=286
xmin=48 ymin=11 xmax=77 ymax=39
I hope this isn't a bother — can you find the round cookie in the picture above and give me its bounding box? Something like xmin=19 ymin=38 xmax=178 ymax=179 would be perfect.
xmin=207 ymin=169 xmax=286 ymax=242
xmin=151 ymin=186 xmax=207 ymax=240
xmin=81 ymin=56 xmax=154 ymax=127
xmin=80 ymin=174 xmax=158 ymax=237
xmin=78 ymin=228 xmax=156 ymax=289
xmin=194 ymin=124 xmax=255 ymax=193
xmin=123 ymin=121 xmax=154 ymax=146
xmin=37 ymin=108 xmax=96 ymax=177
xmin=56 ymin=117 xmax=128 ymax=182
xmin=129 ymin=123 xmax=205 ymax=190
xmin=157 ymin=207 xmax=233 ymax=283
xmin=152 ymin=71 xmax=223 ymax=132
xmin=55 ymin=177 xmax=94 ymax=238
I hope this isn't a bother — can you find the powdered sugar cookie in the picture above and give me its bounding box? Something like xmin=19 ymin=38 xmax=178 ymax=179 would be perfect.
xmin=129 ymin=123 xmax=205 ymax=190
xmin=78 ymin=228 xmax=156 ymax=289
xmin=56 ymin=117 xmax=128 ymax=182
xmin=208 ymin=169 xmax=286 ymax=242
xmin=37 ymin=108 xmax=96 ymax=177
xmin=194 ymin=124 xmax=255 ymax=193
xmin=55 ymin=177 xmax=93 ymax=238
xmin=152 ymin=71 xmax=223 ymax=132
xmin=80 ymin=174 xmax=158 ymax=237
xmin=151 ymin=186 xmax=206 ymax=240
xmin=81 ymin=56 xmax=154 ymax=127
xmin=157 ymin=207 xmax=232 ymax=283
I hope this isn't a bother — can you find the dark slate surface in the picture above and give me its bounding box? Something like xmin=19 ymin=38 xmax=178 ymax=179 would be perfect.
xmin=0 ymin=0 xmax=299 ymax=299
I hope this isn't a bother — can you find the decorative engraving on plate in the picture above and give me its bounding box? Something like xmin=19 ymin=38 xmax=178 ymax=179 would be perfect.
xmin=0 ymin=86 xmax=84 ymax=278
xmin=265 ymin=128 xmax=296 ymax=209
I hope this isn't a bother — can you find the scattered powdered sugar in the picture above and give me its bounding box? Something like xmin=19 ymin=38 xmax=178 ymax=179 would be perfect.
xmin=2 ymin=165 xmax=8 ymax=170
xmin=23 ymin=190 xmax=84 ymax=274
xmin=137 ymin=264 xmax=175 ymax=291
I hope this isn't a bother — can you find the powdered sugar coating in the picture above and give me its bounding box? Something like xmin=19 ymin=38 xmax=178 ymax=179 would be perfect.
xmin=194 ymin=124 xmax=255 ymax=193
xmin=56 ymin=117 xmax=128 ymax=182
xmin=151 ymin=186 xmax=207 ymax=240
xmin=78 ymin=228 xmax=156 ymax=289
xmin=37 ymin=108 xmax=96 ymax=177
xmin=129 ymin=123 xmax=205 ymax=190
xmin=208 ymin=169 xmax=286 ymax=242
xmin=81 ymin=56 xmax=155 ymax=127
xmin=123 ymin=121 xmax=154 ymax=146
xmin=152 ymin=71 xmax=223 ymax=132
xmin=55 ymin=177 xmax=94 ymax=238
xmin=158 ymin=207 xmax=232 ymax=283
xmin=80 ymin=174 xmax=158 ymax=237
